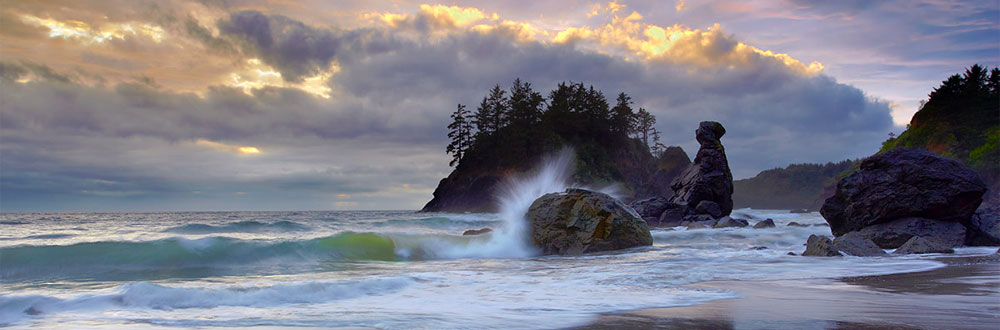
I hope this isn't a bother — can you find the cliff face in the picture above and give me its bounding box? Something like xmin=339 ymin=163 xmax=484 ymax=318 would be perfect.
xmin=421 ymin=137 xmax=689 ymax=213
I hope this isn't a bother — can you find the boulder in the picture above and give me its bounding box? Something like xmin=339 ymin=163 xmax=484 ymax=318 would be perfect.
xmin=787 ymin=222 xmax=809 ymax=227
xmin=752 ymin=219 xmax=775 ymax=229
xmin=526 ymin=188 xmax=653 ymax=255
xmin=629 ymin=197 xmax=672 ymax=219
xmin=893 ymin=236 xmax=955 ymax=254
xmin=695 ymin=200 xmax=723 ymax=218
xmin=670 ymin=121 xmax=734 ymax=217
xmin=853 ymin=217 xmax=966 ymax=249
xmin=832 ymin=232 xmax=887 ymax=256
xmin=655 ymin=203 xmax=688 ymax=227
xmin=820 ymin=148 xmax=987 ymax=236
xmin=963 ymin=206 xmax=1000 ymax=246
xmin=713 ymin=216 xmax=749 ymax=228
xmin=462 ymin=228 xmax=493 ymax=236
xmin=802 ymin=235 xmax=842 ymax=257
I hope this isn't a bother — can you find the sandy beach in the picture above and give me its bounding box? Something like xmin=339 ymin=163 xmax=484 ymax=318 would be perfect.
xmin=576 ymin=253 xmax=1000 ymax=330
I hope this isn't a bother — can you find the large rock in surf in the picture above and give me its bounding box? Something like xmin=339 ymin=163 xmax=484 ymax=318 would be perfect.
xmin=832 ymin=232 xmax=887 ymax=257
xmin=752 ymin=219 xmax=775 ymax=229
xmin=854 ymin=217 xmax=966 ymax=249
xmin=821 ymin=148 xmax=987 ymax=237
xmin=670 ymin=121 xmax=734 ymax=218
xmin=964 ymin=206 xmax=1000 ymax=246
xmin=893 ymin=236 xmax=955 ymax=254
xmin=802 ymin=235 xmax=842 ymax=257
xmin=526 ymin=188 xmax=653 ymax=255
xmin=629 ymin=196 xmax=671 ymax=219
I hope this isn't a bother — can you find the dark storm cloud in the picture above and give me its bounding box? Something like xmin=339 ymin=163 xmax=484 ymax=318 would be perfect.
xmin=325 ymin=24 xmax=893 ymax=177
xmin=217 ymin=10 xmax=397 ymax=82
xmin=0 ymin=8 xmax=897 ymax=210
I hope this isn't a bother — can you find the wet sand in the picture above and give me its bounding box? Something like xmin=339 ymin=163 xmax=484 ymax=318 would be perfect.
xmin=575 ymin=254 xmax=1000 ymax=329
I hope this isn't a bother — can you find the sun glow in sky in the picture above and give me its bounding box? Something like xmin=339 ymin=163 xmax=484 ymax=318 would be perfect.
xmin=20 ymin=14 xmax=165 ymax=44
xmin=0 ymin=0 xmax=995 ymax=211
xmin=195 ymin=139 xmax=262 ymax=155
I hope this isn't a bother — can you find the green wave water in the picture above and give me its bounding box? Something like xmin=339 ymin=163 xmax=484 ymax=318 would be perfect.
xmin=0 ymin=232 xmax=402 ymax=282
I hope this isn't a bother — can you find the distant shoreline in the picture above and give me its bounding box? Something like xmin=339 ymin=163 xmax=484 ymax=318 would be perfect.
xmin=574 ymin=253 xmax=1000 ymax=329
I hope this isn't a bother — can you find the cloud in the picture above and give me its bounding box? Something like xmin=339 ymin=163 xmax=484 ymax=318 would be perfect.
xmin=0 ymin=2 xmax=903 ymax=210
xmin=551 ymin=17 xmax=824 ymax=75
xmin=380 ymin=4 xmax=493 ymax=29
xmin=18 ymin=14 xmax=166 ymax=44
xmin=218 ymin=10 xmax=389 ymax=83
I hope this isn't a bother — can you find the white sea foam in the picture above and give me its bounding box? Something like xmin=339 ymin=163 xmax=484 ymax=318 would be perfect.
xmin=0 ymin=277 xmax=415 ymax=325
xmin=3 ymin=183 xmax=991 ymax=329
xmin=425 ymin=149 xmax=575 ymax=259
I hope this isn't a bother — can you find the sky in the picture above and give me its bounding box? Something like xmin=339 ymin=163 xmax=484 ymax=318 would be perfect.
xmin=0 ymin=0 xmax=997 ymax=211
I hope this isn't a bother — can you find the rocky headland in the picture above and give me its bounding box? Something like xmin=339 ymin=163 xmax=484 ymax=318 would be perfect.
xmin=422 ymin=81 xmax=691 ymax=213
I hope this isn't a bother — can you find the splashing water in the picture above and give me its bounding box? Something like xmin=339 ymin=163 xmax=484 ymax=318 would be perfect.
xmin=438 ymin=149 xmax=575 ymax=258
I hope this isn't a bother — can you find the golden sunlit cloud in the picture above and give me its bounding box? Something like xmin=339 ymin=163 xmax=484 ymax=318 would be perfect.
xmin=551 ymin=14 xmax=823 ymax=75
xmin=194 ymin=139 xmax=263 ymax=155
xmin=378 ymin=4 xmax=493 ymax=29
xmin=228 ymin=59 xmax=335 ymax=98
xmin=238 ymin=146 xmax=261 ymax=154
xmin=376 ymin=3 xmax=822 ymax=76
xmin=419 ymin=4 xmax=490 ymax=27
xmin=607 ymin=1 xmax=626 ymax=14
xmin=19 ymin=14 xmax=165 ymax=44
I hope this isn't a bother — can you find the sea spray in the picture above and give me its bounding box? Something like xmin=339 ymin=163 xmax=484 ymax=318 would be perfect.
xmin=432 ymin=149 xmax=576 ymax=258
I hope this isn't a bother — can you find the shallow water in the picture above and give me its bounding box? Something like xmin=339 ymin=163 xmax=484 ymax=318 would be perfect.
xmin=3 ymin=208 xmax=988 ymax=329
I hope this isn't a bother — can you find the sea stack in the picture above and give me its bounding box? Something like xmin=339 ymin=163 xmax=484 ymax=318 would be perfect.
xmin=669 ymin=121 xmax=734 ymax=217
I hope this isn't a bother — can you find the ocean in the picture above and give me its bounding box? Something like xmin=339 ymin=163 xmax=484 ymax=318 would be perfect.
xmin=2 ymin=157 xmax=993 ymax=329
xmin=4 ymin=208 xmax=992 ymax=329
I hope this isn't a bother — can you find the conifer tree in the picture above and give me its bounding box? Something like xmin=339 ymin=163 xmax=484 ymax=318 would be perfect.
xmin=650 ymin=127 xmax=666 ymax=156
xmin=508 ymin=78 xmax=544 ymax=129
xmin=611 ymin=92 xmax=635 ymax=134
xmin=473 ymin=85 xmax=508 ymax=142
xmin=634 ymin=107 xmax=656 ymax=147
xmin=446 ymin=103 xmax=474 ymax=167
